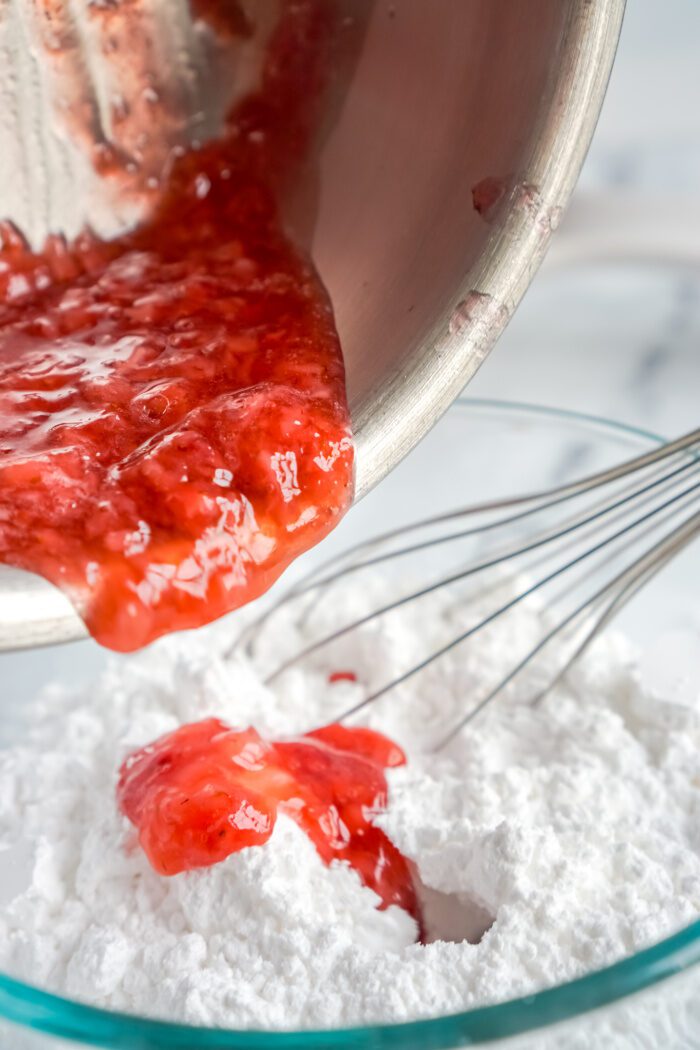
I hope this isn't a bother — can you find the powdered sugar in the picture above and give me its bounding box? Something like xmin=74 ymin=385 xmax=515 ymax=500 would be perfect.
xmin=1 ymin=577 xmax=699 ymax=1030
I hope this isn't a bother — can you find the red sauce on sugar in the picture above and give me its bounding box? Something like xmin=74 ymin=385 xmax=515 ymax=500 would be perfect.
xmin=328 ymin=670 xmax=358 ymax=683
xmin=0 ymin=1 xmax=353 ymax=651
xmin=117 ymin=718 xmax=421 ymax=930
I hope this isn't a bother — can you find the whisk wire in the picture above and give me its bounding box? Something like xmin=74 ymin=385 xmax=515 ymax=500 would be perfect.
xmin=333 ymin=481 xmax=700 ymax=726
xmin=229 ymin=427 xmax=700 ymax=660
xmin=240 ymin=427 xmax=699 ymax=744
xmin=434 ymin=509 xmax=700 ymax=749
xmin=265 ymin=459 xmax=700 ymax=684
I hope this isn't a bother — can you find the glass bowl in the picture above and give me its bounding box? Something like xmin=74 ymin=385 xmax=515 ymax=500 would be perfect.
xmin=1 ymin=398 xmax=699 ymax=1049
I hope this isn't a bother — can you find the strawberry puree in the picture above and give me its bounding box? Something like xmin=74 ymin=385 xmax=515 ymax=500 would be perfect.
xmin=0 ymin=1 xmax=353 ymax=651
xmin=118 ymin=718 xmax=421 ymax=928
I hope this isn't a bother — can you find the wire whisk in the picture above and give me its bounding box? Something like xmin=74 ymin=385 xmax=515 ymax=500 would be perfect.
xmin=230 ymin=426 xmax=700 ymax=748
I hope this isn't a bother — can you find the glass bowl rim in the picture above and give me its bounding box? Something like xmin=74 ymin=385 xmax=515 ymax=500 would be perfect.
xmin=2 ymin=397 xmax=699 ymax=1049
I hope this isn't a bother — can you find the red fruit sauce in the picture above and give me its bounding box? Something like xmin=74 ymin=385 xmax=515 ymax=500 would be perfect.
xmin=0 ymin=1 xmax=353 ymax=651
xmin=328 ymin=670 xmax=358 ymax=684
xmin=117 ymin=718 xmax=421 ymax=929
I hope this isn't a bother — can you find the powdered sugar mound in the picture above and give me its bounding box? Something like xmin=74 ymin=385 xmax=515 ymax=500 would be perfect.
xmin=1 ymin=579 xmax=700 ymax=1030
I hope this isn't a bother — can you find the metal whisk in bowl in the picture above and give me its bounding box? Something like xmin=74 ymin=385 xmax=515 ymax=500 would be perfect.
xmin=233 ymin=420 xmax=700 ymax=749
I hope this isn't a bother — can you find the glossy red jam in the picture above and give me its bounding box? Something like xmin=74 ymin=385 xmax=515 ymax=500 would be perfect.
xmin=117 ymin=718 xmax=420 ymax=927
xmin=0 ymin=1 xmax=352 ymax=651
